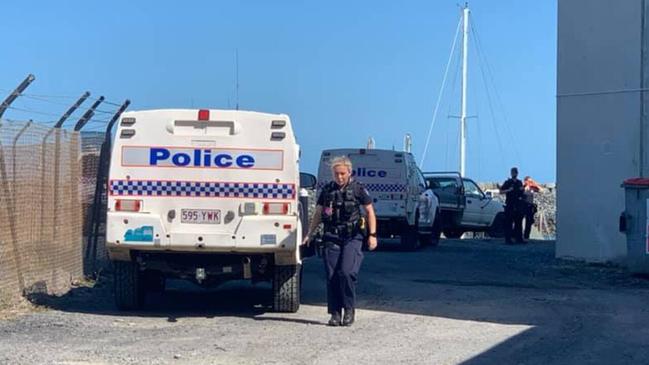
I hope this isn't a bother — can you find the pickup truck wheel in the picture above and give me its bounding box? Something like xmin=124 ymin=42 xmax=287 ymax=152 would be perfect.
xmin=443 ymin=229 xmax=463 ymax=239
xmin=114 ymin=261 xmax=144 ymax=310
xmin=272 ymin=264 xmax=301 ymax=313
xmin=419 ymin=212 xmax=441 ymax=247
xmin=488 ymin=212 xmax=506 ymax=238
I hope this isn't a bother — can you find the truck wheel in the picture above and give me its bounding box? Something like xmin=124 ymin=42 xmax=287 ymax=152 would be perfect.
xmin=114 ymin=261 xmax=143 ymax=310
xmin=488 ymin=212 xmax=506 ymax=238
xmin=443 ymin=229 xmax=463 ymax=239
xmin=272 ymin=264 xmax=301 ymax=313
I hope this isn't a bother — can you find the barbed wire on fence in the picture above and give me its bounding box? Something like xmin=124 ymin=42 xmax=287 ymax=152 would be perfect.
xmin=0 ymin=79 xmax=129 ymax=305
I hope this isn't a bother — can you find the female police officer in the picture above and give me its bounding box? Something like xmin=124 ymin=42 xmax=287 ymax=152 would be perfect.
xmin=302 ymin=156 xmax=378 ymax=327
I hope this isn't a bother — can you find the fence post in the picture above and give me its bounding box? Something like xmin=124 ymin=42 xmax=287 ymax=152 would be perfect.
xmin=0 ymin=74 xmax=35 ymax=119
xmin=0 ymin=74 xmax=36 ymax=293
xmin=54 ymin=92 xmax=90 ymax=129
xmin=74 ymin=97 xmax=104 ymax=132
xmin=47 ymin=92 xmax=92 ymax=281
xmin=86 ymin=99 xmax=130 ymax=275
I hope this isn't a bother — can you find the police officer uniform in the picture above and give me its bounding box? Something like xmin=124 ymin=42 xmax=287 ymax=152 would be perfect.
xmin=501 ymin=177 xmax=524 ymax=243
xmin=317 ymin=178 xmax=372 ymax=326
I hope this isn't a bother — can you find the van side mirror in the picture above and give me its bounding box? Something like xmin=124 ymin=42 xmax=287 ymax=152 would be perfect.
xmin=300 ymin=172 xmax=317 ymax=189
xmin=485 ymin=191 xmax=492 ymax=199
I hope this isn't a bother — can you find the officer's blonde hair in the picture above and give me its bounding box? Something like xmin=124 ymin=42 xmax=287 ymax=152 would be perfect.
xmin=330 ymin=156 xmax=352 ymax=172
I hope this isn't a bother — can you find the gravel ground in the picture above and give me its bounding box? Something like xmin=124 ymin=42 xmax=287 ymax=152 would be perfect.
xmin=2 ymin=238 xmax=649 ymax=365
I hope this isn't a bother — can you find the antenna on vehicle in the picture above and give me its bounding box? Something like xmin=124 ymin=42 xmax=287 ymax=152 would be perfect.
xmin=404 ymin=134 xmax=412 ymax=153
xmin=367 ymin=137 xmax=375 ymax=149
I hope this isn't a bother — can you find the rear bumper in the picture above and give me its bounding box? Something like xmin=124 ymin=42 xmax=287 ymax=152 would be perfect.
xmin=134 ymin=251 xmax=275 ymax=285
xmin=376 ymin=217 xmax=408 ymax=237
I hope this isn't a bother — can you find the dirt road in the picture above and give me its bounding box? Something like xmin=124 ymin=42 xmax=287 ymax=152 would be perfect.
xmin=2 ymin=238 xmax=649 ymax=365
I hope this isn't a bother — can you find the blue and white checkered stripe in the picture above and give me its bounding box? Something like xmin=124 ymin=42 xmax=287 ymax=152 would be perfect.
xmin=365 ymin=183 xmax=406 ymax=193
xmin=316 ymin=181 xmax=406 ymax=193
xmin=109 ymin=180 xmax=295 ymax=199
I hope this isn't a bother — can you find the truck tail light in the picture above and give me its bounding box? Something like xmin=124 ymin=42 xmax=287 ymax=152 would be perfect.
xmin=198 ymin=109 xmax=210 ymax=121
xmin=263 ymin=202 xmax=289 ymax=215
xmin=115 ymin=199 xmax=142 ymax=212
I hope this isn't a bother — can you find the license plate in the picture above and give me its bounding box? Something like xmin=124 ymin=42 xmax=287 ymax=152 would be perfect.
xmin=181 ymin=209 xmax=221 ymax=224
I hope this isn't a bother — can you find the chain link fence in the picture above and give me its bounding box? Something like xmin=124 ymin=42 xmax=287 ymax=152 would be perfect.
xmin=80 ymin=131 xmax=109 ymax=274
xmin=0 ymin=120 xmax=101 ymax=305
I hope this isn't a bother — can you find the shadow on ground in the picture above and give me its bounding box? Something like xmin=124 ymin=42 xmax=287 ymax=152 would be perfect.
xmin=25 ymin=238 xmax=649 ymax=364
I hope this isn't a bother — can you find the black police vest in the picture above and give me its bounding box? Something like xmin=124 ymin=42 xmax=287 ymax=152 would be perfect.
xmin=321 ymin=181 xmax=362 ymax=228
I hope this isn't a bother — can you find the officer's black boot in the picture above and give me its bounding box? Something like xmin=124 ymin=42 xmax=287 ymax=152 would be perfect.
xmin=342 ymin=308 xmax=355 ymax=327
xmin=328 ymin=311 xmax=342 ymax=326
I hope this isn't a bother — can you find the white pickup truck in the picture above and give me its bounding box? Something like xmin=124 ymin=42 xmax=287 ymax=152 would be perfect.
xmin=423 ymin=172 xmax=505 ymax=239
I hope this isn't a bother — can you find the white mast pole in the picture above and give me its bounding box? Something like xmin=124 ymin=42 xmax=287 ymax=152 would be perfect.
xmin=460 ymin=4 xmax=469 ymax=177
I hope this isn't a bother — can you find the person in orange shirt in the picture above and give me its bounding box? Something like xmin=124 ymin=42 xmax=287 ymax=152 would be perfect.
xmin=522 ymin=176 xmax=542 ymax=240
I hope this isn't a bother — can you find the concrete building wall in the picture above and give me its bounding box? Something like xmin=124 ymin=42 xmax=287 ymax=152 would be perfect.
xmin=557 ymin=0 xmax=646 ymax=262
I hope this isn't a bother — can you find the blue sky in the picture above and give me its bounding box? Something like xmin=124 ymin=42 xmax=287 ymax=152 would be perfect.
xmin=0 ymin=0 xmax=557 ymax=182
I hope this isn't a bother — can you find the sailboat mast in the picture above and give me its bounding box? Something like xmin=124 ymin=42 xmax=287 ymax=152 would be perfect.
xmin=460 ymin=4 xmax=469 ymax=177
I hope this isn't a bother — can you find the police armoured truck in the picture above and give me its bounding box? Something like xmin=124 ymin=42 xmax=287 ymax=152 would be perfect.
xmin=106 ymin=109 xmax=312 ymax=312
xmin=316 ymin=148 xmax=440 ymax=250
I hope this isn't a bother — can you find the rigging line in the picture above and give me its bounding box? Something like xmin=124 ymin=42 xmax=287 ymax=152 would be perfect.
xmin=476 ymin=114 xmax=482 ymax=179
xmin=442 ymin=29 xmax=463 ymax=171
xmin=470 ymin=17 xmax=522 ymax=163
xmin=444 ymin=111 xmax=451 ymax=170
xmin=473 ymin=53 xmax=482 ymax=180
xmin=420 ymin=15 xmax=463 ymax=167
xmin=471 ymin=26 xmax=506 ymax=169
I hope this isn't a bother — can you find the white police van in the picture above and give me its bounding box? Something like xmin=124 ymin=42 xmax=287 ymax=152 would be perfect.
xmin=317 ymin=148 xmax=440 ymax=249
xmin=106 ymin=109 xmax=311 ymax=312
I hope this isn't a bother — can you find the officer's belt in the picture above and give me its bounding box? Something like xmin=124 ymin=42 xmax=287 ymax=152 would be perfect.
xmin=323 ymin=221 xmax=360 ymax=236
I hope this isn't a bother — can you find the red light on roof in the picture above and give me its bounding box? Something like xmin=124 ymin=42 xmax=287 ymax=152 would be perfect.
xmin=198 ymin=109 xmax=210 ymax=121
